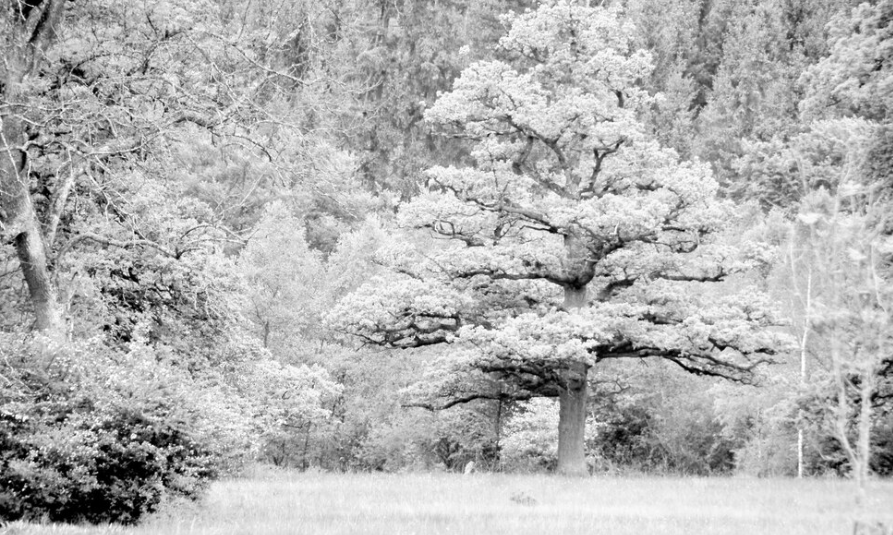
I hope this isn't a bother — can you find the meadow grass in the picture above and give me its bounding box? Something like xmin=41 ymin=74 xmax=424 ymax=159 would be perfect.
xmin=5 ymin=469 xmax=893 ymax=535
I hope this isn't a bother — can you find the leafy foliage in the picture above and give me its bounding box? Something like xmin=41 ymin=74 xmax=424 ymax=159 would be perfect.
xmin=331 ymin=0 xmax=788 ymax=475
xmin=1 ymin=0 xmax=891 ymax=510
xmin=0 ymin=337 xmax=217 ymax=524
xmin=800 ymin=0 xmax=893 ymax=122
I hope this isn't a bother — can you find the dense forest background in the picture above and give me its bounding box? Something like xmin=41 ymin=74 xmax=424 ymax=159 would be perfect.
xmin=1 ymin=0 xmax=891 ymax=524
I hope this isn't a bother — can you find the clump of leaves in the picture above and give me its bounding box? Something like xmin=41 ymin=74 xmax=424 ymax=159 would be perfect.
xmin=0 ymin=404 xmax=215 ymax=524
xmin=0 ymin=336 xmax=218 ymax=524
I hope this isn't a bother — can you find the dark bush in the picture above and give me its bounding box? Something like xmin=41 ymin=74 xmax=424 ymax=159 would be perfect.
xmin=804 ymin=420 xmax=893 ymax=477
xmin=592 ymin=404 xmax=736 ymax=475
xmin=798 ymin=375 xmax=893 ymax=477
xmin=0 ymin=336 xmax=220 ymax=525
xmin=0 ymin=398 xmax=216 ymax=524
xmin=591 ymin=405 xmax=667 ymax=471
xmin=871 ymin=422 xmax=893 ymax=476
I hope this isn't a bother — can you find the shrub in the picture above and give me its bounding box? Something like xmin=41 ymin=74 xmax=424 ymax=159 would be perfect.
xmin=591 ymin=379 xmax=738 ymax=475
xmin=591 ymin=405 xmax=666 ymax=471
xmin=0 ymin=336 xmax=219 ymax=524
xmin=0 ymin=402 xmax=215 ymax=524
xmin=801 ymin=412 xmax=893 ymax=477
xmin=794 ymin=375 xmax=893 ymax=477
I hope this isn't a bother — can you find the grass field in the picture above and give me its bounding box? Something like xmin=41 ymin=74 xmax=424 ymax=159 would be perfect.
xmin=5 ymin=470 xmax=893 ymax=535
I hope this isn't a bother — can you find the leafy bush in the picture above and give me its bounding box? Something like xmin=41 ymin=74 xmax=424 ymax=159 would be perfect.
xmin=798 ymin=377 xmax=893 ymax=477
xmin=590 ymin=405 xmax=665 ymax=471
xmin=0 ymin=336 xmax=220 ymax=524
xmin=421 ymin=408 xmax=499 ymax=472
xmin=0 ymin=402 xmax=215 ymax=524
xmin=800 ymin=426 xmax=893 ymax=477
xmin=588 ymin=400 xmax=737 ymax=475
xmin=347 ymin=407 xmax=498 ymax=473
xmin=587 ymin=365 xmax=739 ymax=475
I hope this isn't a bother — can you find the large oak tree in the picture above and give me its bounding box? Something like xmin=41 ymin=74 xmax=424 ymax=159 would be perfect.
xmin=331 ymin=0 xmax=787 ymax=476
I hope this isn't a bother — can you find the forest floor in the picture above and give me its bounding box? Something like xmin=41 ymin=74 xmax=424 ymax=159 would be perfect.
xmin=5 ymin=469 xmax=893 ymax=535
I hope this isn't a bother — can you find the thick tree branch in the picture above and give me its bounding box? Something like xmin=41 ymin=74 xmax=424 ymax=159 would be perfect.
xmin=446 ymin=265 xmax=580 ymax=288
xmin=56 ymin=232 xmax=178 ymax=263
xmin=44 ymin=156 xmax=76 ymax=247
xmin=404 ymin=391 xmax=535 ymax=411
xmin=430 ymin=177 xmax=562 ymax=234
xmin=595 ymin=341 xmax=776 ymax=384
xmin=503 ymin=117 xmax=576 ymax=200
xmin=582 ymin=138 xmax=625 ymax=198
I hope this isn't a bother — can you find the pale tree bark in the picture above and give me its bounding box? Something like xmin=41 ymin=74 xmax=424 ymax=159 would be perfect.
xmin=790 ymin=244 xmax=813 ymax=479
xmin=557 ymin=348 xmax=589 ymax=476
xmin=1 ymin=0 xmax=67 ymax=338
xmin=556 ymin=232 xmax=592 ymax=476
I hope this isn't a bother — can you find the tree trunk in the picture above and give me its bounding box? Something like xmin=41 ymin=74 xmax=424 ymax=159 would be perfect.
xmin=15 ymin=225 xmax=62 ymax=333
xmin=557 ymin=367 xmax=589 ymax=476
xmin=1 ymin=102 xmax=63 ymax=337
xmin=556 ymin=285 xmax=590 ymax=476
xmin=1 ymin=0 xmax=67 ymax=338
xmin=855 ymin=364 xmax=874 ymax=509
xmin=564 ymin=285 xmax=588 ymax=309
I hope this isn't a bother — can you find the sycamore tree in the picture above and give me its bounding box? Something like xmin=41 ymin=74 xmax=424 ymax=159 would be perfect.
xmin=330 ymin=0 xmax=786 ymax=475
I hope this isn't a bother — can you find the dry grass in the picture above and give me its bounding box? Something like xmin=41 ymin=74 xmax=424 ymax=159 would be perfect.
xmin=5 ymin=469 xmax=893 ymax=535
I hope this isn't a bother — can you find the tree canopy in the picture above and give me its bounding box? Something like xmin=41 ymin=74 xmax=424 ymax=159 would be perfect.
xmin=330 ymin=0 xmax=788 ymax=475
